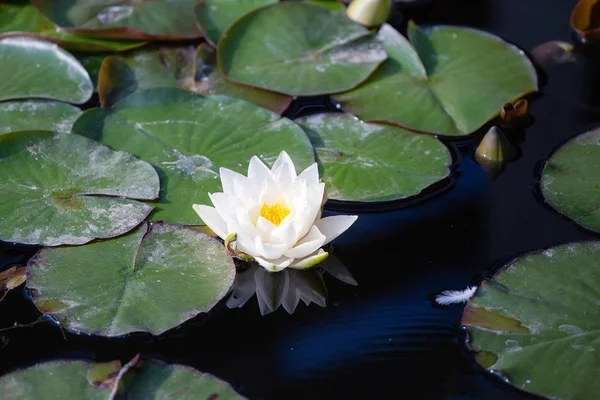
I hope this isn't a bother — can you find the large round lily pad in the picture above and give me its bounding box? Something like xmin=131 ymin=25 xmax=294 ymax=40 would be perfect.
xmin=0 ymin=4 xmax=146 ymax=52
xmin=0 ymin=37 xmax=93 ymax=103
xmin=0 ymin=100 xmax=81 ymax=134
xmin=541 ymin=128 xmax=600 ymax=233
xmin=72 ymin=88 xmax=315 ymax=224
xmin=27 ymin=222 xmax=236 ymax=337
xmin=333 ymin=23 xmax=538 ymax=136
xmin=0 ymin=131 xmax=159 ymax=246
xmin=0 ymin=358 xmax=246 ymax=399
xmin=295 ymin=113 xmax=452 ymax=202
xmin=32 ymin=0 xmax=202 ymax=40
xmin=462 ymin=241 xmax=600 ymax=400
xmin=195 ymin=0 xmax=277 ymax=46
xmin=217 ymin=2 xmax=387 ymax=96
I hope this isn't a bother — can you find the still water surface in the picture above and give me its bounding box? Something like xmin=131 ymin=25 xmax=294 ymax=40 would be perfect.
xmin=1 ymin=0 xmax=599 ymax=398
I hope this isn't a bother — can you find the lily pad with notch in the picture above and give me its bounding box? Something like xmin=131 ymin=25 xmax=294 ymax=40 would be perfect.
xmin=295 ymin=113 xmax=452 ymax=203
xmin=27 ymin=222 xmax=236 ymax=337
xmin=0 ymin=37 xmax=93 ymax=104
xmin=72 ymin=88 xmax=315 ymax=225
xmin=0 ymin=357 xmax=247 ymax=399
xmin=195 ymin=0 xmax=277 ymax=46
xmin=540 ymin=127 xmax=600 ymax=234
xmin=0 ymin=131 xmax=159 ymax=246
xmin=333 ymin=23 xmax=538 ymax=136
xmin=217 ymin=2 xmax=387 ymax=96
xmin=463 ymin=241 xmax=600 ymax=400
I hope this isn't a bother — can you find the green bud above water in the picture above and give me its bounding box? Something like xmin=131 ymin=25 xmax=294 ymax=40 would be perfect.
xmin=346 ymin=0 xmax=392 ymax=28
xmin=475 ymin=126 xmax=515 ymax=163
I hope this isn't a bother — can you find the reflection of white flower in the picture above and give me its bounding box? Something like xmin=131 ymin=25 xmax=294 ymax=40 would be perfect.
xmin=193 ymin=151 xmax=357 ymax=272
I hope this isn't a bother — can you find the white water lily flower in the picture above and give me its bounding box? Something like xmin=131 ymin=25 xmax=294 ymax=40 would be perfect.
xmin=193 ymin=151 xmax=357 ymax=272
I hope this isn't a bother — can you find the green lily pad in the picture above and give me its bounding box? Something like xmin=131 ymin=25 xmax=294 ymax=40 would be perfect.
xmin=28 ymin=222 xmax=236 ymax=337
xmin=97 ymin=45 xmax=291 ymax=113
xmin=0 ymin=358 xmax=246 ymax=399
xmin=0 ymin=100 xmax=81 ymax=134
xmin=0 ymin=4 xmax=146 ymax=52
xmin=72 ymin=88 xmax=314 ymax=224
xmin=193 ymin=44 xmax=292 ymax=113
xmin=32 ymin=0 xmax=202 ymax=40
xmin=0 ymin=131 xmax=159 ymax=246
xmin=75 ymin=53 xmax=106 ymax=90
xmin=462 ymin=241 xmax=600 ymax=400
xmin=541 ymin=128 xmax=600 ymax=233
xmin=333 ymin=23 xmax=538 ymax=136
xmin=295 ymin=113 xmax=451 ymax=202
xmin=0 ymin=37 xmax=93 ymax=104
xmin=119 ymin=359 xmax=246 ymax=399
xmin=290 ymin=0 xmax=346 ymax=13
xmin=217 ymin=2 xmax=387 ymax=96
xmin=195 ymin=0 xmax=277 ymax=46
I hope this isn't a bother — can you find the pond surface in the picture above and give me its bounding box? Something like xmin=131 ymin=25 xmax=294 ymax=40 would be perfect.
xmin=1 ymin=0 xmax=599 ymax=398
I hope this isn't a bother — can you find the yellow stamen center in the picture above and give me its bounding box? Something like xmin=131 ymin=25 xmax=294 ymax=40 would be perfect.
xmin=259 ymin=202 xmax=290 ymax=226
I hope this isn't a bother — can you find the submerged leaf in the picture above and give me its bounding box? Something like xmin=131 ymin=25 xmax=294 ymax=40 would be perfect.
xmin=531 ymin=41 xmax=576 ymax=66
xmin=27 ymin=223 xmax=236 ymax=336
xmin=0 ymin=131 xmax=159 ymax=246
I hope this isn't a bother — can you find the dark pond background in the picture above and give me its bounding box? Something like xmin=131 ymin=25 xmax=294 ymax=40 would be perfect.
xmin=1 ymin=0 xmax=599 ymax=398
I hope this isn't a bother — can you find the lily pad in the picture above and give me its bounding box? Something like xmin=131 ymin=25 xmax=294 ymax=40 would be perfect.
xmin=333 ymin=23 xmax=538 ymax=136
xmin=462 ymin=241 xmax=600 ymax=400
xmin=195 ymin=0 xmax=277 ymax=46
xmin=0 ymin=100 xmax=81 ymax=134
xmin=0 ymin=37 xmax=93 ymax=104
xmin=32 ymin=0 xmax=202 ymax=40
xmin=27 ymin=222 xmax=236 ymax=337
xmin=193 ymin=44 xmax=292 ymax=113
xmin=0 ymin=358 xmax=246 ymax=399
xmin=97 ymin=45 xmax=291 ymax=113
xmin=0 ymin=131 xmax=159 ymax=246
xmin=217 ymin=2 xmax=387 ymax=96
xmin=541 ymin=128 xmax=600 ymax=233
xmin=295 ymin=113 xmax=452 ymax=202
xmin=72 ymin=88 xmax=315 ymax=224
xmin=0 ymin=4 xmax=146 ymax=52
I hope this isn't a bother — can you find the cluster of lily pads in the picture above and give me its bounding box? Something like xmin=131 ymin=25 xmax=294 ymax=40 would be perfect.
xmin=0 ymin=0 xmax=598 ymax=399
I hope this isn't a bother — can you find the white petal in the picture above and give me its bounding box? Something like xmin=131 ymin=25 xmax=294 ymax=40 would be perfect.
xmin=192 ymin=204 xmax=227 ymax=239
xmin=297 ymin=162 xmax=319 ymax=186
xmin=314 ymin=215 xmax=358 ymax=245
xmin=256 ymin=216 xmax=277 ymax=240
xmin=259 ymin=178 xmax=279 ymax=206
xmin=273 ymin=160 xmax=296 ymax=191
xmin=209 ymin=192 xmax=238 ymax=223
xmin=219 ymin=168 xmax=245 ymax=196
xmin=270 ymin=217 xmax=297 ymax=245
xmin=233 ymin=175 xmax=260 ymax=204
xmin=255 ymin=237 xmax=288 ymax=259
xmin=248 ymin=156 xmax=272 ymax=182
xmin=284 ymin=225 xmax=326 ymax=258
xmin=271 ymin=151 xmax=296 ymax=175
xmin=289 ymin=249 xmax=329 ymax=270
xmin=255 ymin=256 xmax=294 ymax=272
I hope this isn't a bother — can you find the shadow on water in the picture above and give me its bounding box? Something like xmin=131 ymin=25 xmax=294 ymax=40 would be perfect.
xmin=2 ymin=0 xmax=600 ymax=399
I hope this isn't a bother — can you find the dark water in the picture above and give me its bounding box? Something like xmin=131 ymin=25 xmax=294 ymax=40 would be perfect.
xmin=1 ymin=0 xmax=599 ymax=399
